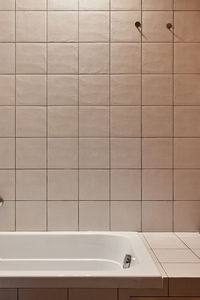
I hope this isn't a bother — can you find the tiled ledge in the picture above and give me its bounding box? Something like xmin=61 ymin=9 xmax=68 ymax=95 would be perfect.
xmin=138 ymin=232 xmax=200 ymax=297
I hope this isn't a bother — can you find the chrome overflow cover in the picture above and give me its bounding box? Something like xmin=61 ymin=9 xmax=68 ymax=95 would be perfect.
xmin=123 ymin=254 xmax=132 ymax=269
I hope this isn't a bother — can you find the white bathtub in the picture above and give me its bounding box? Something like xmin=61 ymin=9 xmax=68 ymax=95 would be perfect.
xmin=0 ymin=232 xmax=162 ymax=288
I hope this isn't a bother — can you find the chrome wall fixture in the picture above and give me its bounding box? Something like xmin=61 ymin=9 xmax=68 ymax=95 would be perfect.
xmin=0 ymin=197 xmax=4 ymax=207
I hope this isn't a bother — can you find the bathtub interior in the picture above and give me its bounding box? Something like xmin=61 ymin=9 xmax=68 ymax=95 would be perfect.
xmin=0 ymin=232 xmax=161 ymax=280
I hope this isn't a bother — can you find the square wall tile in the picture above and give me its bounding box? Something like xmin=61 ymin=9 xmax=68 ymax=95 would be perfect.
xmin=79 ymin=12 xmax=109 ymax=42
xmin=48 ymin=43 xmax=78 ymax=74
xmin=0 ymin=0 xmax=15 ymax=10
xmin=177 ymin=233 xmax=200 ymax=249
xmin=0 ymin=12 xmax=15 ymax=42
xmin=0 ymin=170 xmax=15 ymax=200
xmin=161 ymin=262 xmax=200 ymax=277
xmin=0 ymin=139 xmax=15 ymax=169
xmin=48 ymin=170 xmax=78 ymax=201
xmin=174 ymin=138 xmax=200 ymax=168
xmin=111 ymin=138 xmax=141 ymax=168
xmin=0 ymin=76 xmax=15 ymax=105
xmin=142 ymin=201 xmax=173 ymax=232
xmin=79 ymin=43 xmax=109 ymax=74
xmin=142 ymin=169 xmax=173 ymax=201
xmin=16 ymin=138 xmax=46 ymax=169
xmin=0 ymin=201 xmax=15 ymax=231
xmin=79 ymin=201 xmax=109 ymax=231
xmin=48 ymin=138 xmax=78 ymax=169
xmin=16 ymin=43 xmax=46 ymax=74
xmin=0 ymin=106 xmax=15 ymax=137
xmin=142 ymin=75 xmax=173 ymax=106
xmin=79 ymin=138 xmax=109 ymax=169
xmin=142 ymin=106 xmax=173 ymax=137
xmin=175 ymin=12 xmax=200 ymax=43
xmin=111 ymin=169 xmax=141 ymax=200
xmin=175 ymin=44 xmax=200 ymax=73
xmin=175 ymin=75 xmax=200 ymax=105
xmin=79 ymin=0 xmax=109 ymax=10
xmin=111 ymin=12 xmax=141 ymax=43
xmin=175 ymin=170 xmax=200 ymax=201
xmin=0 ymin=44 xmax=15 ymax=74
xmin=16 ymin=201 xmax=46 ymax=231
xmin=19 ymin=289 xmax=67 ymax=300
xmin=48 ymin=201 xmax=78 ymax=231
xmin=16 ymin=106 xmax=46 ymax=137
xmin=111 ymin=106 xmax=141 ymax=137
xmin=16 ymin=12 xmax=46 ymax=43
xmin=79 ymin=170 xmax=109 ymax=201
xmin=111 ymin=75 xmax=141 ymax=106
xmin=174 ymin=201 xmax=200 ymax=232
xmin=19 ymin=289 xmax=66 ymax=300
xmin=175 ymin=107 xmax=200 ymax=137
xmin=16 ymin=76 xmax=46 ymax=106
xmin=175 ymin=0 xmax=200 ymax=10
xmin=143 ymin=12 xmax=173 ymax=43
xmin=111 ymin=0 xmax=141 ymax=10
xmin=142 ymin=0 xmax=173 ymax=10
xmin=48 ymin=12 xmax=78 ymax=42
xmin=79 ymin=106 xmax=109 ymax=138
xmin=143 ymin=232 xmax=187 ymax=249
xmin=69 ymin=289 xmax=117 ymax=300
xmin=143 ymin=43 xmax=173 ymax=74
xmin=16 ymin=170 xmax=46 ymax=201
xmin=142 ymin=138 xmax=173 ymax=168
xmin=48 ymin=106 xmax=78 ymax=138
xmin=111 ymin=201 xmax=141 ymax=231
xmin=153 ymin=249 xmax=199 ymax=263
xmin=48 ymin=75 xmax=78 ymax=106
xmin=79 ymin=75 xmax=109 ymax=106
xmin=48 ymin=0 xmax=78 ymax=10
xmin=111 ymin=43 xmax=141 ymax=74
xmin=16 ymin=0 xmax=46 ymax=10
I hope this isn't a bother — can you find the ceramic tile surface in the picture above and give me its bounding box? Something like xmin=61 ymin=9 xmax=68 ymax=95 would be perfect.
xmin=141 ymin=232 xmax=200 ymax=279
xmin=0 ymin=0 xmax=199 ymax=232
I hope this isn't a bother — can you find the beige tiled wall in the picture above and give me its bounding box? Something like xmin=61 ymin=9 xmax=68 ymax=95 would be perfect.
xmin=0 ymin=0 xmax=199 ymax=232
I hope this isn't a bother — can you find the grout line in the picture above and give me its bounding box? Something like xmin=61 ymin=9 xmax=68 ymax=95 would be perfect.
xmin=3 ymin=72 xmax=200 ymax=75
xmin=109 ymin=0 xmax=111 ymax=231
xmin=172 ymin=0 xmax=175 ymax=232
xmin=174 ymin=233 xmax=200 ymax=260
xmin=3 ymin=104 xmax=200 ymax=107
xmin=2 ymin=168 xmax=200 ymax=171
xmin=4 ymin=41 xmax=200 ymax=44
xmin=3 ymin=41 xmax=200 ymax=44
xmin=46 ymin=0 xmax=48 ymax=231
xmin=14 ymin=0 xmax=17 ymax=231
xmin=1 ymin=9 xmax=177 ymax=12
xmin=3 ymin=136 xmax=200 ymax=139
xmin=78 ymin=0 xmax=80 ymax=231
xmin=3 ymin=9 xmax=200 ymax=12
xmin=3 ymin=200 xmax=200 ymax=203
xmin=141 ymin=0 xmax=143 ymax=232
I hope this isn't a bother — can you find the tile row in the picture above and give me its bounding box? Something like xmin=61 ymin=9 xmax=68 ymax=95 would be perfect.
xmin=0 ymin=200 xmax=199 ymax=231
xmin=2 ymin=106 xmax=200 ymax=138
xmin=1 ymin=43 xmax=200 ymax=74
xmin=1 ymin=138 xmax=200 ymax=169
xmin=2 ymin=74 xmax=200 ymax=106
xmin=2 ymin=11 xmax=200 ymax=43
xmin=1 ymin=286 xmax=200 ymax=300
xmin=2 ymin=0 xmax=200 ymax=11
xmin=2 ymin=169 xmax=200 ymax=202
